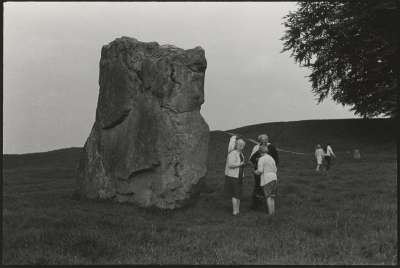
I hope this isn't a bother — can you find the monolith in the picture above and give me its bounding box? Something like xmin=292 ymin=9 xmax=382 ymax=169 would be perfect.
xmin=77 ymin=37 xmax=209 ymax=209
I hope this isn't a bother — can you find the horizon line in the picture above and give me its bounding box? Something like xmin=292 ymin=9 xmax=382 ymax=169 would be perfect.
xmin=3 ymin=117 xmax=392 ymax=156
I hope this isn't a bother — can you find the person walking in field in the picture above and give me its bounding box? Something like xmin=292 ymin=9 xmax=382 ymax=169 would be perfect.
xmin=254 ymin=145 xmax=278 ymax=215
xmin=324 ymin=143 xmax=336 ymax=171
xmin=249 ymin=134 xmax=279 ymax=210
xmin=225 ymin=138 xmax=246 ymax=216
xmin=315 ymin=144 xmax=325 ymax=172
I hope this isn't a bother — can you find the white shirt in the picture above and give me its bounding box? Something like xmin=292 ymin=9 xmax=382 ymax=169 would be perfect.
xmin=225 ymin=150 xmax=245 ymax=178
xmin=326 ymin=145 xmax=335 ymax=157
xmin=315 ymin=148 xmax=325 ymax=163
xmin=256 ymin=154 xmax=277 ymax=186
xmin=227 ymin=135 xmax=237 ymax=153
xmin=250 ymin=144 xmax=259 ymax=158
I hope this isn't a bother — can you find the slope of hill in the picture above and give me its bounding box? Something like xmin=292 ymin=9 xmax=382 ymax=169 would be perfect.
xmin=2 ymin=118 xmax=397 ymax=265
xmin=208 ymin=118 xmax=396 ymax=171
xmin=3 ymin=147 xmax=82 ymax=169
xmin=3 ymin=118 xmax=396 ymax=169
xmin=225 ymin=118 xmax=395 ymax=150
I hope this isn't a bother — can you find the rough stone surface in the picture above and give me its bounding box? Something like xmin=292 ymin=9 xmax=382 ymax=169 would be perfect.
xmin=77 ymin=37 xmax=209 ymax=209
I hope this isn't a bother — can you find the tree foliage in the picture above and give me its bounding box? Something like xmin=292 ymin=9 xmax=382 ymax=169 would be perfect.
xmin=281 ymin=1 xmax=399 ymax=117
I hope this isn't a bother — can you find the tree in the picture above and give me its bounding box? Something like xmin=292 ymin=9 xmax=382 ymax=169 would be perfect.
xmin=281 ymin=1 xmax=400 ymax=117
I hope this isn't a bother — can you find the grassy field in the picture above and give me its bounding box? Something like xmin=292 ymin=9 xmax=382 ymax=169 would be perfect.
xmin=2 ymin=119 xmax=397 ymax=264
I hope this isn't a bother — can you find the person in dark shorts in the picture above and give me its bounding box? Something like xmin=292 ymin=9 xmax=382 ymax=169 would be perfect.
xmin=254 ymin=145 xmax=278 ymax=215
xmin=224 ymin=138 xmax=246 ymax=216
xmin=249 ymin=134 xmax=279 ymax=210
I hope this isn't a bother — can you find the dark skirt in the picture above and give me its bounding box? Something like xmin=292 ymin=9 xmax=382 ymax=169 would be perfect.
xmin=252 ymin=174 xmax=265 ymax=202
xmin=225 ymin=176 xmax=243 ymax=199
xmin=262 ymin=180 xmax=277 ymax=198
xmin=324 ymin=155 xmax=332 ymax=170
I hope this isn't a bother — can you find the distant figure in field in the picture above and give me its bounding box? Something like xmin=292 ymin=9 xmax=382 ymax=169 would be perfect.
xmin=353 ymin=149 xmax=361 ymax=160
xmin=254 ymin=145 xmax=278 ymax=215
xmin=225 ymin=138 xmax=246 ymax=216
xmin=314 ymin=144 xmax=325 ymax=172
xmin=324 ymin=143 xmax=336 ymax=171
xmin=250 ymin=134 xmax=279 ymax=210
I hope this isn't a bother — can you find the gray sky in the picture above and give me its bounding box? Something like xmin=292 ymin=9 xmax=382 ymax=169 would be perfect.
xmin=4 ymin=2 xmax=356 ymax=154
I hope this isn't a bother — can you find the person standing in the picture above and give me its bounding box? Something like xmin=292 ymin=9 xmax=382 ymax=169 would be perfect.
xmin=254 ymin=145 xmax=278 ymax=215
xmin=353 ymin=149 xmax=361 ymax=160
xmin=324 ymin=143 xmax=336 ymax=171
xmin=249 ymin=134 xmax=279 ymax=210
xmin=315 ymin=144 xmax=325 ymax=172
xmin=224 ymin=138 xmax=246 ymax=216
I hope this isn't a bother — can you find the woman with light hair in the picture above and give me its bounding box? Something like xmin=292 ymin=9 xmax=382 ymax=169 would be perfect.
xmin=224 ymin=138 xmax=246 ymax=216
xmin=227 ymin=134 xmax=244 ymax=153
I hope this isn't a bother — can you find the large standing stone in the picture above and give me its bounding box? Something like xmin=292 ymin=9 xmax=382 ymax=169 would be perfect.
xmin=77 ymin=37 xmax=209 ymax=209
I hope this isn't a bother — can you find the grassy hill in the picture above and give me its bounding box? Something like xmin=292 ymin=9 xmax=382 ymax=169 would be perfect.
xmin=2 ymin=118 xmax=397 ymax=264
xmin=211 ymin=118 xmax=396 ymax=153
xmin=3 ymin=147 xmax=82 ymax=170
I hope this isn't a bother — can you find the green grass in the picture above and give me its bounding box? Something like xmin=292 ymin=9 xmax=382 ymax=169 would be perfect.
xmin=2 ymin=119 xmax=397 ymax=264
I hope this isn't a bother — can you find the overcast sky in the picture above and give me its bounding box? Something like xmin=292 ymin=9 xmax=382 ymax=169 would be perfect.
xmin=4 ymin=2 xmax=356 ymax=154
